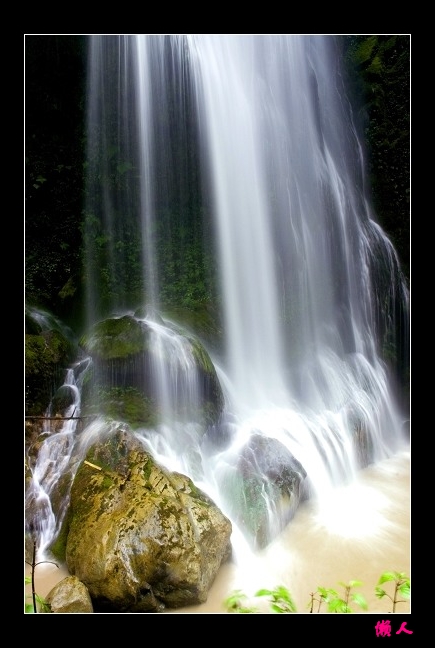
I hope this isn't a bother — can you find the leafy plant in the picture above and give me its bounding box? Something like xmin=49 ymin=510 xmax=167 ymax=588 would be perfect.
xmin=375 ymin=571 xmax=410 ymax=612
xmin=224 ymin=589 xmax=257 ymax=613
xmin=224 ymin=585 xmax=296 ymax=614
xmin=255 ymin=585 xmax=297 ymax=613
xmin=25 ymin=576 xmax=51 ymax=613
xmin=308 ymin=586 xmax=336 ymax=613
xmin=25 ymin=535 xmax=57 ymax=613
xmin=327 ymin=580 xmax=367 ymax=613
xmin=308 ymin=580 xmax=367 ymax=613
xmin=225 ymin=570 xmax=408 ymax=614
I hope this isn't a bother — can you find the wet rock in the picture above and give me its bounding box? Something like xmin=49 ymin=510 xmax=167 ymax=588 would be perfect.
xmin=221 ymin=433 xmax=307 ymax=550
xmin=79 ymin=314 xmax=224 ymax=427
xmin=65 ymin=429 xmax=232 ymax=612
xmin=44 ymin=575 xmax=93 ymax=613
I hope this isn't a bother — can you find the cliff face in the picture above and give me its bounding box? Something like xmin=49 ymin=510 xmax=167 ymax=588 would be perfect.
xmin=342 ymin=35 xmax=410 ymax=280
xmin=25 ymin=35 xmax=410 ymax=328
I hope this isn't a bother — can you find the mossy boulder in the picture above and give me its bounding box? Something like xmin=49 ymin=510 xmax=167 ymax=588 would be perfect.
xmin=79 ymin=314 xmax=224 ymax=427
xmin=80 ymin=315 xmax=148 ymax=359
xmin=65 ymin=429 xmax=232 ymax=612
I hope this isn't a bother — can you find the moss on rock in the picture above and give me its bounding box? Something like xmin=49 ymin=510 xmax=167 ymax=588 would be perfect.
xmin=80 ymin=315 xmax=149 ymax=360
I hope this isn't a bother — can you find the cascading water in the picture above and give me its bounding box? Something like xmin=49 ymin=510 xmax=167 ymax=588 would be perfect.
xmin=25 ymin=330 xmax=91 ymax=555
xmin=26 ymin=35 xmax=409 ymax=564
xmin=181 ymin=35 xmax=408 ymax=546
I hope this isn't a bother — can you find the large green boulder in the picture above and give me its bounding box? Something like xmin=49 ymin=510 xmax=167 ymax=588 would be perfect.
xmin=65 ymin=429 xmax=232 ymax=612
xmin=79 ymin=314 xmax=224 ymax=427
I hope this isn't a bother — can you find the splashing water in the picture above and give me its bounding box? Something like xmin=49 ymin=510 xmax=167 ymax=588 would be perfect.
xmin=25 ymin=357 xmax=91 ymax=555
xmin=146 ymin=35 xmax=408 ymax=545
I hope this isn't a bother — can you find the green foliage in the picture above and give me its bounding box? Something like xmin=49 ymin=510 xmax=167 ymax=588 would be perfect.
xmin=324 ymin=580 xmax=368 ymax=613
xmin=224 ymin=589 xmax=258 ymax=613
xmin=79 ymin=315 xmax=148 ymax=359
xmin=25 ymin=534 xmax=59 ymax=613
xmin=255 ymin=585 xmax=297 ymax=613
xmin=224 ymin=584 xmax=297 ymax=614
xmin=96 ymin=387 xmax=157 ymax=428
xmin=25 ymin=325 xmax=77 ymax=416
xmin=225 ymin=571 xmax=408 ymax=614
xmin=157 ymin=223 xmax=217 ymax=311
xmin=375 ymin=570 xmax=410 ymax=612
xmin=309 ymin=586 xmax=332 ymax=613
xmin=25 ymin=577 xmax=51 ymax=613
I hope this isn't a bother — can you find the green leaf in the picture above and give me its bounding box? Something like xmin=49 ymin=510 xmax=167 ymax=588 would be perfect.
xmin=38 ymin=599 xmax=52 ymax=613
xmin=328 ymin=598 xmax=344 ymax=612
xmin=398 ymin=583 xmax=410 ymax=599
xmin=229 ymin=604 xmax=256 ymax=614
xmin=318 ymin=586 xmax=338 ymax=600
xmin=378 ymin=571 xmax=398 ymax=584
xmin=274 ymin=585 xmax=295 ymax=602
xmin=332 ymin=599 xmax=352 ymax=613
xmin=352 ymin=593 xmax=368 ymax=610
xmin=254 ymin=585 xmax=297 ymax=612
xmin=270 ymin=603 xmax=286 ymax=613
xmin=375 ymin=586 xmax=387 ymax=599
xmin=224 ymin=589 xmax=257 ymax=613
xmin=224 ymin=589 xmax=247 ymax=607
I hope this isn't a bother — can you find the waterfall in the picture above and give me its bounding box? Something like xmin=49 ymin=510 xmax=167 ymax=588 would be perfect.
xmin=27 ymin=35 xmax=409 ymax=558
xmin=188 ymin=36 xmax=288 ymax=408
xmin=25 ymin=356 xmax=91 ymax=554
xmin=184 ymin=35 xmax=409 ymax=539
